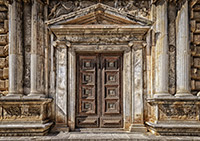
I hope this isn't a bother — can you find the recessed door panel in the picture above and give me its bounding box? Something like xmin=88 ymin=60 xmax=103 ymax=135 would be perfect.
xmin=76 ymin=53 xmax=122 ymax=128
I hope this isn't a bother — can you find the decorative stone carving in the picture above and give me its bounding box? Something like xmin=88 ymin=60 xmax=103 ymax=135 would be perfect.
xmin=48 ymin=0 xmax=150 ymax=19
xmin=159 ymin=104 xmax=197 ymax=120
xmin=65 ymin=34 xmax=143 ymax=45
xmin=3 ymin=106 xmax=21 ymax=117
xmin=2 ymin=105 xmax=41 ymax=119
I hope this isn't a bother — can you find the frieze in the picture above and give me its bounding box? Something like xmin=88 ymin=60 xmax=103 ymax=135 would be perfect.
xmin=158 ymin=104 xmax=197 ymax=120
xmin=2 ymin=105 xmax=41 ymax=119
xmin=48 ymin=0 xmax=150 ymax=19
xmin=65 ymin=34 xmax=143 ymax=44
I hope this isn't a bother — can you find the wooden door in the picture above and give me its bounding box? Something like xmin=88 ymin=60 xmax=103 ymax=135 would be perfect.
xmin=76 ymin=53 xmax=123 ymax=128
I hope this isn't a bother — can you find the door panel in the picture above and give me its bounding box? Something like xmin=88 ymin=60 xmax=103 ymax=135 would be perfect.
xmin=76 ymin=53 xmax=122 ymax=128
xmin=101 ymin=55 xmax=122 ymax=128
xmin=76 ymin=55 xmax=98 ymax=128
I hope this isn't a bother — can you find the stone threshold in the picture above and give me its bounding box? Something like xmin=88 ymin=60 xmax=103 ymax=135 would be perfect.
xmin=74 ymin=128 xmax=128 ymax=133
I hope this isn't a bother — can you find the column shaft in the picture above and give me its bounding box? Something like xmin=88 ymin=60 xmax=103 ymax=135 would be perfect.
xmin=154 ymin=0 xmax=171 ymax=98
xmin=8 ymin=0 xmax=23 ymax=97
xmin=29 ymin=0 xmax=45 ymax=97
xmin=175 ymin=0 xmax=193 ymax=97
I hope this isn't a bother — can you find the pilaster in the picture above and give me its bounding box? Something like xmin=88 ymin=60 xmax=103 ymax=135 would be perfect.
xmin=54 ymin=39 xmax=69 ymax=132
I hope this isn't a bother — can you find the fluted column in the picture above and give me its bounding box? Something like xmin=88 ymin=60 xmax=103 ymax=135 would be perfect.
xmin=7 ymin=0 xmax=23 ymax=97
xmin=175 ymin=0 xmax=193 ymax=97
xmin=154 ymin=0 xmax=171 ymax=98
xmin=29 ymin=0 xmax=45 ymax=98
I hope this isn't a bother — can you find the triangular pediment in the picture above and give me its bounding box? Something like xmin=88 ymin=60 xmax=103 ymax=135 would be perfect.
xmin=46 ymin=3 xmax=152 ymax=26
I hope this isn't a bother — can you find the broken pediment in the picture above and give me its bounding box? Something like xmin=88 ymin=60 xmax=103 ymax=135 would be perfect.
xmin=47 ymin=3 xmax=152 ymax=26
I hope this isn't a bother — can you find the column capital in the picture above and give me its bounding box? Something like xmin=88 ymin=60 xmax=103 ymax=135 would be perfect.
xmin=53 ymin=40 xmax=71 ymax=48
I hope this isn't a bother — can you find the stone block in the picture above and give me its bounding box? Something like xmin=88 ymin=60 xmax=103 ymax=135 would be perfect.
xmin=3 ymin=45 xmax=8 ymax=56
xmin=197 ymin=22 xmax=200 ymax=32
xmin=0 ymin=5 xmax=7 ymax=12
xmin=4 ymin=20 xmax=8 ymax=32
xmin=0 ymin=58 xmax=5 ymax=69
xmin=193 ymin=46 xmax=200 ymax=56
xmin=2 ymin=90 xmax=8 ymax=95
xmin=0 ymin=34 xmax=7 ymax=45
xmin=0 ymin=46 xmax=4 ymax=56
xmin=3 ymin=67 xmax=8 ymax=79
xmin=194 ymin=58 xmax=200 ymax=68
xmin=195 ymin=81 xmax=200 ymax=90
xmin=4 ymin=56 xmax=8 ymax=67
xmin=191 ymin=68 xmax=200 ymax=79
xmin=0 ymin=69 xmax=2 ymax=79
xmin=194 ymin=34 xmax=200 ymax=45
xmin=0 ymin=80 xmax=5 ymax=90
xmin=5 ymin=79 xmax=8 ymax=89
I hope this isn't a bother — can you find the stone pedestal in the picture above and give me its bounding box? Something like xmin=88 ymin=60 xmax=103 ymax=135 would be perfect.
xmin=0 ymin=97 xmax=53 ymax=136
xmin=146 ymin=97 xmax=200 ymax=136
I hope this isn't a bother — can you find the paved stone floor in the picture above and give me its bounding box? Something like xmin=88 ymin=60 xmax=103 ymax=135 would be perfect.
xmin=1 ymin=132 xmax=200 ymax=141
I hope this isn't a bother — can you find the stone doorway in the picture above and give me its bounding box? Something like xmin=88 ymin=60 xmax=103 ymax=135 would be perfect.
xmin=76 ymin=53 xmax=123 ymax=128
xmin=47 ymin=3 xmax=150 ymax=131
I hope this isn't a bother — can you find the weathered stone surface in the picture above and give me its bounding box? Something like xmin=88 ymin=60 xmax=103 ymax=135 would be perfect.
xmin=5 ymin=79 xmax=8 ymax=89
xmin=0 ymin=80 xmax=5 ymax=90
xmin=0 ymin=58 xmax=5 ymax=69
xmin=0 ymin=5 xmax=7 ymax=12
xmin=0 ymin=46 xmax=4 ymax=56
xmin=194 ymin=34 xmax=200 ymax=45
xmin=194 ymin=58 xmax=200 ymax=68
xmin=0 ymin=69 xmax=2 ymax=79
xmin=3 ymin=67 xmax=8 ymax=79
xmin=0 ymin=34 xmax=7 ymax=45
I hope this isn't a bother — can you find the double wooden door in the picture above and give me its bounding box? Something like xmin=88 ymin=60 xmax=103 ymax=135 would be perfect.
xmin=76 ymin=53 xmax=123 ymax=128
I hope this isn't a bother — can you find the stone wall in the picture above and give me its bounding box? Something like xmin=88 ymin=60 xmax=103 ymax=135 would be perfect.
xmin=191 ymin=0 xmax=200 ymax=95
xmin=0 ymin=1 xmax=8 ymax=96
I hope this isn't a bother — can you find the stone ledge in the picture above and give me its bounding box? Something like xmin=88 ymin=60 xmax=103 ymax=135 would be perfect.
xmin=147 ymin=96 xmax=200 ymax=103
xmin=0 ymin=122 xmax=53 ymax=136
xmin=146 ymin=122 xmax=200 ymax=136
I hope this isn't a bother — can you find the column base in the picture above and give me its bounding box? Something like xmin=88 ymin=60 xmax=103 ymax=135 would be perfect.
xmin=175 ymin=93 xmax=194 ymax=97
xmin=26 ymin=93 xmax=46 ymax=98
xmin=129 ymin=124 xmax=147 ymax=133
xmin=154 ymin=93 xmax=172 ymax=98
xmin=51 ymin=124 xmax=69 ymax=133
xmin=3 ymin=93 xmax=23 ymax=99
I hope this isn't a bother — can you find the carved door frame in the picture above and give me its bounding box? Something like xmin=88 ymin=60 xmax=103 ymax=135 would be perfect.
xmin=68 ymin=44 xmax=133 ymax=130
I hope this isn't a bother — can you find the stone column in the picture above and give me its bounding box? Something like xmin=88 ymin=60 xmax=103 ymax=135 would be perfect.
xmin=29 ymin=0 xmax=45 ymax=98
xmin=175 ymin=0 xmax=193 ymax=97
xmin=154 ymin=0 xmax=171 ymax=98
xmin=7 ymin=0 xmax=23 ymax=97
